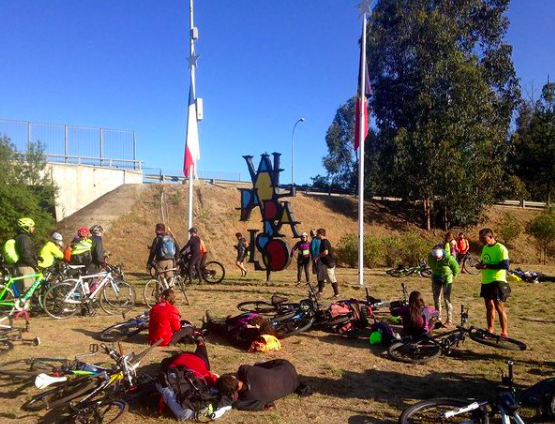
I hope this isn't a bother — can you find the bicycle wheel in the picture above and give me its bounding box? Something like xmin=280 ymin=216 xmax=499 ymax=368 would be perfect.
xmin=68 ymin=399 xmax=129 ymax=424
xmin=142 ymin=279 xmax=163 ymax=308
xmin=388 ymin=340 xmax=442 ymax=364
xmin=99 ymin=280 xmax=136 ymax=315
xmin=468 ymin=328 xmax=527 ymax=351
xmin=22 ymin=376 xmax=98 ymax=411
xmin=99 ymin=321 xmax=145 ymax=342
xmin=203 ymin=261 xmax=225 ymax=284
xmin=272 ymin=312 xmax=314 ymax=337
xmin=174 ymin=276 xmax=190 ymax=305
xmin=419 ymin=268 xmax=432 ymax=278
xmin=0 ymin=287 xmax=16 ymax=318
xmin=399 ymin=398 xmax=489 ymax=424
xmin=463 ymin=255 xmax=480 ymax=275
xmin=388 ymin=270 xmax=404 ymax=278
xmin=43 ymin=281 xmax=82 ymax=319
xmin=237 ymin=300 xmax=276 ymax=314
xmin=0 ymin=357 xmax=68 ymax=377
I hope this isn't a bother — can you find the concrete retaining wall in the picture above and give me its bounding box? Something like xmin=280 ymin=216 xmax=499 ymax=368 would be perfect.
xmin=48 ymin=163 xmax=143 ymax=221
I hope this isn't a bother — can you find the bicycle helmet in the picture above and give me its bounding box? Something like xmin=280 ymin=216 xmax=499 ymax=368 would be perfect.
xmin=301 ymin=232 xmax=308 ymax=238
xmin=431 ymin=247 xmax=444 ymax=260
xmin=17 ymin=217 xmax=35 ymax=232
xmin=77 ymin=226 xmax=90 ymax=238
xmin=51 ymin=232 xmax=63 ymax=242
xmin=188 ymin=227 xmax=197 ymax=234
xmin=90 ymin=225 xmax=104 ymax=235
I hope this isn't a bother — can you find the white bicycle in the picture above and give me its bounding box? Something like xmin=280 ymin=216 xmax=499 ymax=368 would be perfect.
xmin=143 ymin=267 xmax=189 ymax=308
xmin=43 ymin=264 xmax=136 ymax=319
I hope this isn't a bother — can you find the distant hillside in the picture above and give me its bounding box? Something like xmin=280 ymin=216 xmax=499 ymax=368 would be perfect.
xmin=57 ymin=182 xmax=545 ymax=271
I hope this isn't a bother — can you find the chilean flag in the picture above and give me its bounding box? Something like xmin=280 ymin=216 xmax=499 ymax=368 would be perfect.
xmin=354 ymin=34 xmax=371 ymax=151
xmin=183 ymin=81 xmax=200 ymax=178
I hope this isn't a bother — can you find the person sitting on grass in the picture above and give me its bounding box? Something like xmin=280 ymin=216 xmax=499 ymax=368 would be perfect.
xmin=204 ymin=311 xmax=281 ymax=352
xmin=149 ymin=288 xmax=197 ymax=346
xmin=391 ymin=291 xmax=439 ymax=337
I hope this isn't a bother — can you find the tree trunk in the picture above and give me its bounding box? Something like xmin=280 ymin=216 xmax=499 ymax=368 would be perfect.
xmin=547 ymin=183 xmax=552 ymax=206
xmin=423 ymin=196 xmax=432 ymax=231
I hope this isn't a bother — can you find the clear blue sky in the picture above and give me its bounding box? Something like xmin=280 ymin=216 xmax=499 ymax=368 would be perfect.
xmin=0 ymin=0 xmax=553 ymax=184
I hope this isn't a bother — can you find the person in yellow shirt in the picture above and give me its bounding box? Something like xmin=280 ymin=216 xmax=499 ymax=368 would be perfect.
xmin=476 ymin=228 xmax=510 ymax=337
xmin=38 ymin=232 xmax=64 ymax=269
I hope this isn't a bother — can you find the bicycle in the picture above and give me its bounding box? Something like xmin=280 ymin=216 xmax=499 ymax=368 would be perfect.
xmin=0 ymin=269 xmax=51 ymax=319
xmin=0 ymin=343 xmax=106 ymax=379
xmin=399 ymin=361 xmax=526 ymax=424
xmin=143 ymin=267 xmax=189 ymax=308
xmin=21 ymin=339 xmax=162 ymax=415
xmin=458 ymin=252 xmax=481 ymax=275
xmin=179 ymin=257 xmax=226 ymax=285
xmin=43 ymin=264 xmax=136 ymax=319
xmin=99 ymin=311 xmax=149 ymax=342
xmin=0 ymin=318 xmax=40 ymax=356
xmin=387 ymin=306 xmax=527 ymax=364
xmin=387 ymin=263 xmax=432 ymax=278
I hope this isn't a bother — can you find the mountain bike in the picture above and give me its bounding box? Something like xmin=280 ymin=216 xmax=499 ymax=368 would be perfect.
xmin=0 ymin=343 xmax=106 ymax=379
xmin=143 ymin=267 xmax=189 ymax=307
xmin=387 ymin=306 xmax=527 ymax=364
xmin=21 ymin=339 xmax=162 ymax=415
xmin=43 ymin=264 xmax=136 ymax=319
xmin=0 ymin=270 xmax=50 ymax=319
xmin=179 ymin=257 xmax=226 ymax=284
xmin=399 ymin=361 xmax=526 ymax=424
xmin=458 ymin=252 xmax=481 ymax=275
xmin=387 ymin=263 xmax=432 ymax=278
xmin=99 ymin=311 xmax=149 ymax=342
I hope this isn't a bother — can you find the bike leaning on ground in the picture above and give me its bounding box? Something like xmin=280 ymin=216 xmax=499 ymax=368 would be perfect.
xmin=387 ymin=262 xmax=432 ymax=278
xmin=398 ymin=361 xmax=526 ymax=424
xmin=42 ymin=264 xmax=136 ymax=319
xmin=99 ymin=311 xmax=149 ymax=342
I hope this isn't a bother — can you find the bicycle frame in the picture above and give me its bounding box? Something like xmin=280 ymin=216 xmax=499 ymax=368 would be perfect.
xmin=0 ymin=272 xmax=45 ymax=310
xmin=62 ymin=270 xmax=118 ymax=304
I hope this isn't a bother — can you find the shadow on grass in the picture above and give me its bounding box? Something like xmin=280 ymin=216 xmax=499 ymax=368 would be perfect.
xmin=300 ymin=368 xmax=496 ymax=408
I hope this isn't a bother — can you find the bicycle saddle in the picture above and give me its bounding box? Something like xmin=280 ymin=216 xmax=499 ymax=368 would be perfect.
xmin=271 ymin=295 xmax=288 ymax=305
xmin=67 ymin=264 xmax=86 ymax=269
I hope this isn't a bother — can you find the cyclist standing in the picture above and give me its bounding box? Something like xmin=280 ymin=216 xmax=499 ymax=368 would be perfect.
xmin=476 ymin=228 xmax=510 ymax=337
xmin=69 ymin=226 xmax=93 ymax=267
xmin=309 ymin=229 xmax=320 ymax=276
xmin=456 ymin=232 xmax=470 ymax=266
xmin=89 ymin=225 xmax=107 ymax=273
xmin=291 ymin=232 xmax=311 ymax=284
xmin=427 ymin=247 xmax=460 ymax=326
xmin=38 ymin=232 xmax=64 ymax=269
xmin=442 ymin=231 xmax=458 ymax=257
xmin=14 ymin=217 xmax=39 ymax=292
xmin=180 ymin=227 xmax=205 ymax=284
xmin=316 ymin=228 xmax=339 ymax=299
xmin=147 ymin=223 xmax=179 ymax=279
xmin=234 ymin=232 xmax=248 ymax=277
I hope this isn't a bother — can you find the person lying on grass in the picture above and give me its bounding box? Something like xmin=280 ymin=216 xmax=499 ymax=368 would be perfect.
xmin=203 ymin=310 xmax=281 ymax=353
xmin=390 ymin=290 xmax=439 ymax=337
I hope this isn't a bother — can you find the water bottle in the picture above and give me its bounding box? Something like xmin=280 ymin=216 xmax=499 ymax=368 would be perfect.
xmin=83 ymin=282 xmax=90 ymax=295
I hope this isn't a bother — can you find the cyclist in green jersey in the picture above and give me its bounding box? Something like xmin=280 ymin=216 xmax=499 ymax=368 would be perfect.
xmin=38 ymin=232 xmax=64 ymax=268
xmin=476 ymin=228 xmax=510 ymax=337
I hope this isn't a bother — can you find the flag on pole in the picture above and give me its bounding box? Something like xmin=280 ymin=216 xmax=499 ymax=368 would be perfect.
xmin=354 ymin=28 xmax=371 ymax=151
xmin=183 ymin=82 xmax=200 ymax=177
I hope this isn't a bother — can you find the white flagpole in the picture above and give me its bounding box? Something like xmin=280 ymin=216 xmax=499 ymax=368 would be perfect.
xmin=357 ymin=14 xmax=368 ymax=286
xmin=187 ymin=0 xmax=197 ymax=234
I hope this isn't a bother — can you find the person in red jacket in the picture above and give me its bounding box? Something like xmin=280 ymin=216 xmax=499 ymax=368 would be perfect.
xmin=149 ymin=289 xmax=195 ymax=346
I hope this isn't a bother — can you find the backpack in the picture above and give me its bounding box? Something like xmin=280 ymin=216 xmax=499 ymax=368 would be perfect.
xmin=162 ymin=366 xmax=220 ymax=414
xmin=2 ymin=240 xmax=19 ymax=264
xmin=199 ymin=240 xmax=207 ymax=255
xmin=158 ymin=236 xmax=176 ymax=260
xmin=64 ymin=245 xmax=72 ymax=263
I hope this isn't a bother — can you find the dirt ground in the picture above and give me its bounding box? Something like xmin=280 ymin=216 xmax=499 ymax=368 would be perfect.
xmin=1 ymin=265 xmax=554 ymax=424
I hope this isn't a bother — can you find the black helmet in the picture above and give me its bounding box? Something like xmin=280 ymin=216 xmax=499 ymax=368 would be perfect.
xmin=188 ymin=227 xmax=197 ymax=234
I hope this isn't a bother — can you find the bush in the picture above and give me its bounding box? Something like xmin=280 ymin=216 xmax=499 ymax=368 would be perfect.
xmin=382 ymin=235 xmax=404 ymax=267
xmin=336 ymin=234 xmax=358 ymax=267
xmin=497 ymin=212 xmax=522 ymax=248
xmin=526 ymin=209 xmax=555 ymax=264
xmin=400 ymin=231 xmax=432 ymax=265
xmin=363 ymin=234 xmax=384 ymax=267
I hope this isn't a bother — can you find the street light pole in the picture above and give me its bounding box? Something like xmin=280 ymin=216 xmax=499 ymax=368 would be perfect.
xmin=291 ymin=117 xmax=306 ymax=187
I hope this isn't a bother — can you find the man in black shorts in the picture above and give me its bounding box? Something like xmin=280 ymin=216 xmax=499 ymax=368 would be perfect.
xmin=316 ymin=228 xmax=339 ymax=299
xmin=180 ymin=227 xmax=205 ymax=284
xmin=475 ymin=228 xmax=510 ymax=337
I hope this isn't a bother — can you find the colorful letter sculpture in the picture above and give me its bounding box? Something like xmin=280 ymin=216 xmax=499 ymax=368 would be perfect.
xmin=238 ymin=153 xmax=301 ymax=280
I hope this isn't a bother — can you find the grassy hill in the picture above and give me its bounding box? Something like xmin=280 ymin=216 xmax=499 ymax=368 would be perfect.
xmin=56 ymin=182 xmax=547 ymax=272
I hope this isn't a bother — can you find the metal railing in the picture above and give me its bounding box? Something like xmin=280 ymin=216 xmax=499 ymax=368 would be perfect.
xmin=143 ymin=168 xmax=242 ymax=183
xmin=0 ymin=118 xmax=140 ymax=169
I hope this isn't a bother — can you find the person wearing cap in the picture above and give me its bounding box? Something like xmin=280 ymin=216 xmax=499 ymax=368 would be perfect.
xmin=180 ymin=227 xmax=205 ymax=284
xmin=38 ymin=232 xmax=64 ymax=269
xmin=70 ymin=226 xmax=93 ymax=268
xmin=147 ymin=223 xmax=180 ymax=279
xmin=291 ymin=232 xmax=311 ymax=284
xmin=427 ymin=246 xmax=460 ymax=326
xmin=14 ymin=217 xmax=39 ymax=291
xmin=89 ymin=225 xmax=107 ymax=273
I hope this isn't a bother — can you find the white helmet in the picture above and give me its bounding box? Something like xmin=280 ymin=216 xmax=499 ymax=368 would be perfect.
xmin=51 ymin=232 xmax=63 ymax=242
xmin=431 ymin=247 xmax=444 ymax=260
xmin=301 ymin=232 xmax=308 ymax=237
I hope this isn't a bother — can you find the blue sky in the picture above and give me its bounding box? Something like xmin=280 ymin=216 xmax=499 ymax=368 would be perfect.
xmin=0 ymin=0 xmax=554 ymax=184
